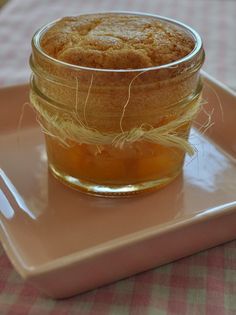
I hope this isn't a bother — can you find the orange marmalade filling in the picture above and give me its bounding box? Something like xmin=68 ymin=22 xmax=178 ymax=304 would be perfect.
xmin=37 ymin=13 xmax=198 ymax=191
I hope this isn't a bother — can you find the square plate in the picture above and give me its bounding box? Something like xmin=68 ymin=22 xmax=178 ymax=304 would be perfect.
xmin=1 ymin=72 xmax=236 ymax=298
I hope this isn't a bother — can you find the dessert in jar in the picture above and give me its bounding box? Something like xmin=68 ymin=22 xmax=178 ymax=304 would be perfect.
xmin=30 ymin=12 xmax=205 ymax=196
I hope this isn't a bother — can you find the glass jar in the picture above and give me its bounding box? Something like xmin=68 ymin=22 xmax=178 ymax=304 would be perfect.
xmin=30 ymin=12 xmax=205 ymax=196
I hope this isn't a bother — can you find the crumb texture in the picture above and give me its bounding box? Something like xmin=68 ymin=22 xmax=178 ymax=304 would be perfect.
xmin=41 ymin=13 xmax=194 ymax=69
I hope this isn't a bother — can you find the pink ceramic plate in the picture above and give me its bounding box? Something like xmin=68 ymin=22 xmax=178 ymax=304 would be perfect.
xmin=0 ymin=72 xmax=236 ymax=298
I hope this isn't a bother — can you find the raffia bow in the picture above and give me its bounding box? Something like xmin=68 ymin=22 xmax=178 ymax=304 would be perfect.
xmin=30 ymin=90 xmax=203 ymax=156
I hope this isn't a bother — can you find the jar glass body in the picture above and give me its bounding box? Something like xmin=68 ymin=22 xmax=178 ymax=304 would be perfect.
xmin=30 ymin=12 xmax=204 ymax=196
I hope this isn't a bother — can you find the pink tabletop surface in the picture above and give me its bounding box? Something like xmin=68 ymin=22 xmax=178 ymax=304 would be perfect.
xmin=0 ymin=0 xmax=236 ymax=314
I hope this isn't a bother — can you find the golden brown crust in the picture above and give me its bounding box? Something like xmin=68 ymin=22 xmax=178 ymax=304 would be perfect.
xmin=41 ymin=13 xmax=195 ymax=69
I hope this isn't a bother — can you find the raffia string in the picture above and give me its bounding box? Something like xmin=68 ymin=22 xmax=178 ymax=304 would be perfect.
xmin=30 ymin=88 xmax=204 ymax=156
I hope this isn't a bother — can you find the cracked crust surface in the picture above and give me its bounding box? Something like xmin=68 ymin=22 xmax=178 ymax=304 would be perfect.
xmin=41 ymin=13 xmax=195 ymax=69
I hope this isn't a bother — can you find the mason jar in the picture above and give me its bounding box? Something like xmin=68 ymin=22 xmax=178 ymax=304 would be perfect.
xmin=30 ymin=12 xmax=205 ymax=196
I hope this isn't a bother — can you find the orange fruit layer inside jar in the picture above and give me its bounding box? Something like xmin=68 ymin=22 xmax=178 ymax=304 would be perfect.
xmin=45 ymin=116 xmax=192 ymax=186
xmin=46 ymin=138 xmax=185 ymax=186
